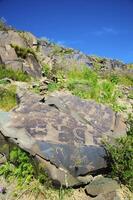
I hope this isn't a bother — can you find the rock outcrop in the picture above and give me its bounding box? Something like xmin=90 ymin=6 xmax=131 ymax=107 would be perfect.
xmin=0 ymin=30 xmax=42 ymax=77
xmin=0 ymin=89 xmax=127 ymax=187
xmin=39 ymin=40 xmax=126 ymax=72
xmin=0 ymin=29 xmax=128 ymax=80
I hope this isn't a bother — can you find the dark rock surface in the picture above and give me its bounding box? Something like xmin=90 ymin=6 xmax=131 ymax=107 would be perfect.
xmin=0 ymin=89 xmax=127 ymax=186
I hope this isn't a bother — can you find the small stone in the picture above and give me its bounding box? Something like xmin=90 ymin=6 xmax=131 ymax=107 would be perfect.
xmin=77 ymin=175 xmax=93 ymax=184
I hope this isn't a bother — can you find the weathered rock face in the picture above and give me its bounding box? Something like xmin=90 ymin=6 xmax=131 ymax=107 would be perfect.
xmin=38 ymin=41 xmax=126 ymax=71
xmin=0 ymin=90 xmax=127 ymax=186
xmin=0 ymin=29 xmax=128 ymax=79
xmin=0 ymin=30 xmax=42 ymax=78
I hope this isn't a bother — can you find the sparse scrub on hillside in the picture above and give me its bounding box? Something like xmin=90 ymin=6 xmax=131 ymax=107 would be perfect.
xmin=48 ymin=66 xmax=121 ymax=110
xmin=0 ymin=65 xmax=31 ymax=82
xmin=11 ymin=44 xmax=38 ymax=60
xmin=102 ymin=71 xmax=133 ymax=86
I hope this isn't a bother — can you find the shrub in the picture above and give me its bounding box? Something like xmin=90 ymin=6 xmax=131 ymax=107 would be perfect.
xmin=105 ymin=115 xmax=133 ymax=191
xmin=0 ymin=65 xmax=31 ymax=82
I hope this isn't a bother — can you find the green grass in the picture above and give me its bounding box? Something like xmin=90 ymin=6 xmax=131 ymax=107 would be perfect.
xmin=48 ymin=67 xmax=120 ymax=110
xmin=47 ymin=66 xmax=132 ymax=112
xmin=0 ymin=65 xmax=31 ymax=82
xmin=42 ymin=63 xmax=51 ymax=77
xmin=0 ymin=85 xmax=17 ymax=111
xmin=103 ymin=71 xmax=133 ymax=86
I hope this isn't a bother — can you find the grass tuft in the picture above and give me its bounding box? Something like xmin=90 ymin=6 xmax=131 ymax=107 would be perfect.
xmin=0 ymin=84 xmax=17 ymax=111
xmin=0 ymin=65 xmax=31 ymax=82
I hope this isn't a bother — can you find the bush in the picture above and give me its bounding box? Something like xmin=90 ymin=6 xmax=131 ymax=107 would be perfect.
xmin=0 ymin=65 xmax=31 ymax=82
xmin=105 ymin=115 xmax=133 ymax=191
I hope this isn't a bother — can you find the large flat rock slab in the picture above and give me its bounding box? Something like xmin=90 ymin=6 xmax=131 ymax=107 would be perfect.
xmin=0 ymin=91 xmax=127 ymax=186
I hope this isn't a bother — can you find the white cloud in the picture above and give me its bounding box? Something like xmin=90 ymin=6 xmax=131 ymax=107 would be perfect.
xmin=93 ymin=27 xmax=118 ymax=36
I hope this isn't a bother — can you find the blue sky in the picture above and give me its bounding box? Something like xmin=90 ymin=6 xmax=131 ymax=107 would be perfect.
xmin=0 ymin=0 xmax=133 ymax=63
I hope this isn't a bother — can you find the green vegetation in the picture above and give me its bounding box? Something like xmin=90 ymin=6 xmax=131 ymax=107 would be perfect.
xmin=105 ymin=115 xmax=133 ymax=192
xmin=0 ymin=147 xmax=35 ymax=183
xmin=0 ymin=65 xmax=31 ymax=82
xmin=47 ymin=65 xmax=133 ymax=112
xmin=42 ymin=63 xmax=51 ymax=77
xmin=48 ymin=67 xmax=122 ymax=111
xmin=0 ymin=147 xmax=73 ymax=199
xmin=11 ymin=44 xmax=38 ymax=60
xmin=103 ymin=71 xmax=133 ymax=86
xmin=0 ymin=85 xmax=17 ymax=111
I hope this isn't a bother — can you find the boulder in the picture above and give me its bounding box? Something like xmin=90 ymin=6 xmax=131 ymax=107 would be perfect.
xmin=0 ymin=90 xmax=127 ymax=186
xmin=0 ymin=45 xmax=17 ymax=63
xmin=85 ymin=175 xmax=120 ymax=197
xmin=24 ymin=54 xmax=42 ymax=77
xmin=0 ymin=30 xmax=27 ymax=47
xmin=0 ymin=30 xmax=42 ymax=78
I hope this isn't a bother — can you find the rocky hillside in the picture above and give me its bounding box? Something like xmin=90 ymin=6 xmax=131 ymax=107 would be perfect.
xmin=0 ymin=22 xmax=133 ymax=200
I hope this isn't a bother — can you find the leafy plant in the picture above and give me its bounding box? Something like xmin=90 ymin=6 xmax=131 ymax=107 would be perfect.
xmin=0 ymin=147 xmax=52 ymax=186
xmin=0 ymin=147 xmax=34 ymax=183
